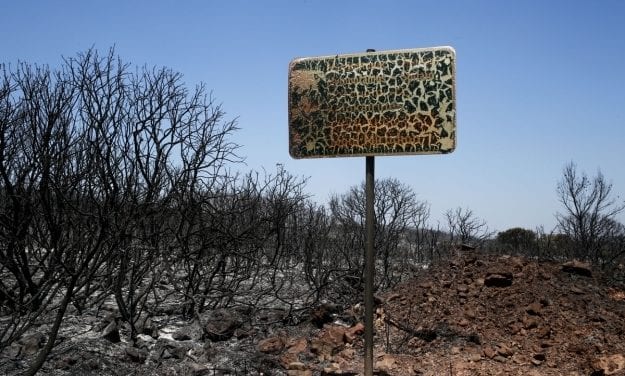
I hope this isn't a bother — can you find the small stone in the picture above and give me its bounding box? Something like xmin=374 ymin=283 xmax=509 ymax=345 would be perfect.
xmin=592 ymin=354 xmax=625 ymax=375
xmin=526 ymin=302 xmax=542 ymax=316
xmin=311 ymin=325 xmax=347 ymax=361
xmin=457 ymin=284 xmax=469 ymax=293
xmin=523 ymin=316 xmax=540 ymax=330
xmin=125 ymin=346 xmax=148 ymax=363
xmin=483 ymin=347 xmax=496 ymax=359
xmin=202 ymin=308 xmax=244 ymax=341
xmin=561 ymin=260 xmax=592 ymax=277
xmin=344 ymin=322 xmax=365 ymax=343
xmin=570 ymin=286 xmax=584 ymax=294
xmin=287 ymin=370 xmax=313 ymax=376
xmin=509 ymin=322 xmax=523 ymax=335
xmin=470 ymin=353 xmax=482 ymax=362
xmin=172 ymin=329 xmax=192 ymax=341
xmin=494 ymin=355 xmax=508 ymax=363
xmin=257 ymin=336 xmax=286 ymax=354
xmin=375 ymin=354 xmax=397 ymax=374
xmin=161 ymin=349 xmax=173 ymax=359
xmin=537 ymin=326 xmax=551 ymax=339
xmin=288 ymin=362 xmax=307 ymax=370
xmin=484 ymin=272 xmax=513 ymax=287
xmin=188 ymin=362 xmax=210 ymax=376
xmin=102 ymin=321 xmax=121 ymax=343
xmin=17 ymin=332 xmax=46 ymax=355
xmin=496 ymin=343 xmax=514 ymax=357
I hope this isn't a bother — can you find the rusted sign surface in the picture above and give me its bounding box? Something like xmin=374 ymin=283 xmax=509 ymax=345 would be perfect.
xmin=288 ymin=47 xmax=456 ymax=158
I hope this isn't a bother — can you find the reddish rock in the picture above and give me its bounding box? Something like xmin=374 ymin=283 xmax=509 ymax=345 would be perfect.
xmin=311 ymin=325 xmax=346 ymax=360
xmin=287 ymin=362 xmax=313 ymax=376
xmin=483 ymin=346 xmax=497 ymax=359
xmin=496 ymin=343 xmax=514 ymax=357
xmin=280 ymin=337 xmax=309 ymax=366
xmin=375 ymin=354 xmax=397 ymax=374
xmin=344 ymin=322 xmax=364 ymax=344
xmin=526 ymin=302 xmax=542 ymax=316
xmin=522 ymin=315 xmax=540 ymax=330
xmin=592 ymin=354 xmax=625 ymax=375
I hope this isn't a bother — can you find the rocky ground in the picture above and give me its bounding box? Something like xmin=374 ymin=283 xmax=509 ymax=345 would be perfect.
xmin=2 ymin=252 xmax=625 ymax=375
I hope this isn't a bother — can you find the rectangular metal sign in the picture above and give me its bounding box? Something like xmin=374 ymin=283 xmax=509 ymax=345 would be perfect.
xmin=288 ymin=46 xmax=456 ymax=158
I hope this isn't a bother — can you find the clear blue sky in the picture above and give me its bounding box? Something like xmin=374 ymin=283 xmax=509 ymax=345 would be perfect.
xmin=2 ymin=0 xmax=624 ymax=232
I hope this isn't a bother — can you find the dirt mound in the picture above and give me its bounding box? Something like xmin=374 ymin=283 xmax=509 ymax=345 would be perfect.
xmin=274 ymin=253 xmax=625 ymax=375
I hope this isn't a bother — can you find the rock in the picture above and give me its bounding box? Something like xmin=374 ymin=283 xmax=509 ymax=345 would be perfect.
xmin=202 ymin=308 xmax=244 ymax=341
xmin=592 ymin=354 xmax=625 ymax=375
xmin=287 ymin=362 xmax=313 ymax=376
xmin=456 ymin=284 xmax=469 ymax=293
xmin=570 ymin=286 xmax=585 ymax=294
xmin=496 ymin=343 xmax=514 ymax=357
xmin=135 ymin=334 xmax=155 ymax=350
xmin=483 ymin=346 xmax=497 ymax=359
xmin=493 ymin=355 xmax=508 ymax=363
xmin=188 ymin=362 xmax=210 ymax=375
xmin=522 ymin=315 xmax=540 ymax=329
xmin=54 ymin=354 xmax=80 ymax=370
xmin=172 ymin=330 xmax=191 ymax=341
xmin=84 ymin=357 xmax=101 ymax=370
xmin=155 ymin=338 xmax=191 ymax=360
xmin=375 ymin=354 xmax=397 ymax=374
xmin=258 ymin=336 xmax=286 ymax=354
xmin=536 ymin=326 xmax=551 ymax=339
xmin=168 ymin=343 xmax=189 ymax=359
xmin=484 ymin=272 xmax=513 ymax=287
xmin=526 ymin=302 xmax=542 ymax=316
xmin=17 ymin=332 xmax=46 ymax=356
xmin=280 ymin=337 xmax=309 ymax=366
xmin=287 ymin=370 xmax=313 ymax=376
xmin=7 ymin=343 xmax=22 ymax=358
xmin=288 ymin=361 xmax=308 ymax=370
xmin=102 ymin=321 xmax=121 ymax=343
xmin=125 ymin=346 xmax=148 ymax=363
xmin=172 ymin=323 xmax=202 ymax=341
xmin=139 ymin=317 xmax=159 ymax=338
xmin=562 ymin=260 xmax=592 ymax=277
xmin=464 ymin=308 xmax=477 ymax=319
xmin=311 ymin=325 xmax=347 ymax=361
xmin=344 ymin=322 xmax=365 ymax=344
xmin=234 ymin=325 xmax=255 ymax=339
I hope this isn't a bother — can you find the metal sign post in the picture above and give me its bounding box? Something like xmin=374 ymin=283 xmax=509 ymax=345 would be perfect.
xmin=364 ymin=155 xmax=375 ymax=375
xmin=288 ymin=46 xmax=456 ymax=375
